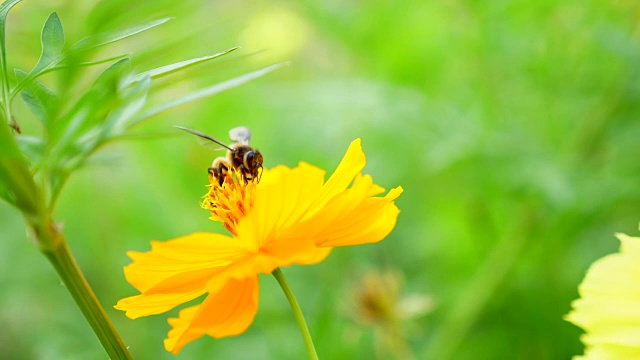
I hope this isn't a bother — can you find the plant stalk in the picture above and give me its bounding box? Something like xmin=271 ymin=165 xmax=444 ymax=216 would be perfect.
xmin=40 ymin=221 xmax=133 ymax=360
xmin=273 ymin=267 xmax=319 ymax=360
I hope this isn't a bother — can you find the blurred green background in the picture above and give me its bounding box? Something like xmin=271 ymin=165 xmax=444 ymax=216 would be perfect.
xmin=2 ymin=0 xmax=640 ymax=359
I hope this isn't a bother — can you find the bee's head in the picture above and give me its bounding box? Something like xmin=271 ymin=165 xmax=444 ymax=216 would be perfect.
xmin=243 ymin=149 xmax=263 ymax=171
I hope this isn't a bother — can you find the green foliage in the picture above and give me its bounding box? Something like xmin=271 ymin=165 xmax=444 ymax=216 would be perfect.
xmin=1 ymin=1 xmax=640 ymax=360
xmin=131 ymin=47 xmax=239 ymax=82
xmin=14 ymin=68 xmax=59 ymax=127
xmin=32 ymin=12 xmax=65 ymax=75
xmin=0 ymin=0 xmax=20 ymax=51
xmin=68 ymin=17 xmax=171 ymax=52
xmin=139 ymin=62 xmax=289 ymax=121
xmin=1 ymin=8 xmax=282 ymax=209
xmin=10 ymin=16 xmax=171 ymax=100
xmin=0 ymin=3 xmax=284 ymax=358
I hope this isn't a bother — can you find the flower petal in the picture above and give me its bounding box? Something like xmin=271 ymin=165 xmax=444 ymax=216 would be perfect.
xmin=124 ymin=232 xmax=250 ymax=294
xmin=297 ymin=171 xmax=402 ymax=247
xmin=115 ymin=291 xmax=205 ymax=319
xmin=204 ymin=252 xmax=280 ymax=291
xmin=164 ymin=276 xmax=260 ymax=355
xmin=252 ymin=162 xmax=326 ymax=237
xmin=314 ymin=186 xmax=402 ymax=247
xmin=260 ymin=229 xmax=333 ymax=266
xmin=566 ymin=233 xmax=640 ymax=359
xmin=235 ymin=141 xmax=400 ymax=265
xmin=163 ymin=306 xmax=204 ymax=355
xmin=304 ymin=138 xmax=366 ymax=218
xmin=117 ymin=232 xmax=254 ymax=318
xmin=236 ymin=162 xmax=330 ymax=264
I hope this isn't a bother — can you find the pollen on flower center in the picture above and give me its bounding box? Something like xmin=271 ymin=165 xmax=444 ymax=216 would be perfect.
xmin=201 ymin=169 xmax=257 ymax=236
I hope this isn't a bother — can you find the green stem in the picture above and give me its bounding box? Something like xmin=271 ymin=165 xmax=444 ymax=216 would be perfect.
xmin=40 ymin=222 xmax=133 ymax=360
xmin=0 ymin=29 xmax=13 ymax=128
xmin=272 ymin=267 xmax=319 ymax=360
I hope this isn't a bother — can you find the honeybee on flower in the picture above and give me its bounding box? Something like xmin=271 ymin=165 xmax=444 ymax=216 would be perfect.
xmin=175 ymin=126 xmax=264 ymax=185
xmin=115 ymin=128 xmax=403 ymax=355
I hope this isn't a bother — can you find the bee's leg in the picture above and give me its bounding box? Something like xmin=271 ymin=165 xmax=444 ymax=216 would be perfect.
xmin=211 ymin=157 xmax=230 ymax=186
xmin=238 ymin=165 xmax=247 ymax=182
xmin=208 ymin=166 xmax=222 ymax=186
xmin=238 ymin=164 xmax=252 ymax=183
xmin=216 ymin=163 xmax=229 ymax=186
xmin=207 ymin=165 xmax=221 ymax=185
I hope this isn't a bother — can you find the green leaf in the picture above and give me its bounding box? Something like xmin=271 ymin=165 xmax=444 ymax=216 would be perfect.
xmin=15 ymin=68 xmax=59 ymax=128
xmin=15 ymin=135 xmax=45 ymax=164
xmin=51 ymin=58 xmax=131 ymax=146
xmin=0 ymin=0 xmax=21 ymax=105
xmin=51 ymin=54 xmax=129 ymax=70
xmin=31 ymin=12 xmax=65 ymax=74
xmin=0 ymin=0 xmax=20 ymax=50
xmin=10 ymin=18 xmax=169 ymax=101
xmin=69 ymin=17 xmax=171 ymax=52
xmin=130 ymin=47 xmax=239 ymax=84
xmin=92 ymin=57 xmax=131 ymax=94
xmin=103 ymin=75 xmax=150 ymax=137
xmin=95 ymin=57 xmax=131 ymax=83
xmin=137 ymin=62 xmax=289 ymax=121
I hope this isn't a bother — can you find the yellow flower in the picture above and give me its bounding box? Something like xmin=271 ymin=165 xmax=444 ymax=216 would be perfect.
xmin=565 ymin=232 xmax=640 ymax=359
xmin=115 ymin=139 xmax=402 ymax=354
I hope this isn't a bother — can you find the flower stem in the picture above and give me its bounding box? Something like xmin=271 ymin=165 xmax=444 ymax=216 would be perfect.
xmin=272 ymin=267 xmax=319 ymax=360
xmin=41 ymin=223 xmax=133 ymax=360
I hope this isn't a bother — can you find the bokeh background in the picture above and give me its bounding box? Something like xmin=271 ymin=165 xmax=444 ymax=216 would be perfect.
xmin=2 ymin=0 xmax=640 ymax=359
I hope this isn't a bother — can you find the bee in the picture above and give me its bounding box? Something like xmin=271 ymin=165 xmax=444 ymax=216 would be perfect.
xmin=175 ymin=126 xmax=264 ymax=185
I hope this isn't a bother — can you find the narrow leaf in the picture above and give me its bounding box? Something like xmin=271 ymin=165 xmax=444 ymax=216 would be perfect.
xmin=103 ymin=75 xmax=150 ymax=136
xmin=130 ymin=47 xmax=239 ymax=84
xmin=69 ymin=17 xmax=171 ymax=52
xmin=51 ymin=54 xmax=129 ymax=69
xmin=51 ymin=58 xmax=130 ymax=146
xmin=15 ymin=68 xmax=59 ymax=128
xmin=31 ymin=12 xmax=65 ymax=74
xmin=0 ymin=0 xmax=21 ymax=99
xmin=11 ymin=18 xmax=167 ymax=101
xmin=0 ymin=0 xmax=20 ymax=46
xmin=92 ymin=57 xmax=131 ymax=95
xmin=138 ymin=62 xmax=289 ymax=121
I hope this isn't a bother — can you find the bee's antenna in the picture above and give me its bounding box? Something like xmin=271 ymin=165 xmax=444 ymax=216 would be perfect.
xmin=174 ymin=126 xmax=234 ymax=151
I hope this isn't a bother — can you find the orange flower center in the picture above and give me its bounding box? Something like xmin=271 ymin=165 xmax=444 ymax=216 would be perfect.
xmin=201 ymin=169 xmax=258 ymax=236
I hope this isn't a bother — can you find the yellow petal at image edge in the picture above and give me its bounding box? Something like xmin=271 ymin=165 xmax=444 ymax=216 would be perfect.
xmin=566 ymin=233 xmax=640 ymax=359
xmin=164 ymin=276 xmax=260 ymax=355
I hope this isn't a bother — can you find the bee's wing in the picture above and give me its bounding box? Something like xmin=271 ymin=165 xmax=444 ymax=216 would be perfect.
xmin=229 ymin=126 xmax=251 ymax=145
xmin=196 ymin=138 xmax=227 ymax=151
xmin=175 ymin=126 xmax=233 ymax=151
